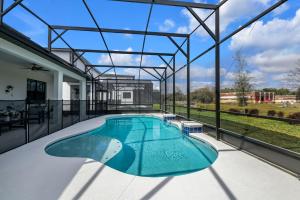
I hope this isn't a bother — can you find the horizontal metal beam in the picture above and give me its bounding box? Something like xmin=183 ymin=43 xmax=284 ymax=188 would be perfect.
xmin=88 ymin=65 xmax=167 ymax=69
xmin=51 ymin=25 xmax=188 ymax=37
xmin=51 ymin=48 xmax=174 ymax=56
xmin=112 ymin=0 xmax=217 ymax=9
xmin=97 ymin=78 xmax=159 ymax=82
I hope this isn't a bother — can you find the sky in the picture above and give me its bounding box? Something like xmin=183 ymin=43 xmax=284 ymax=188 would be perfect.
xmin=2 ymin=0 xmax=300 ymax=92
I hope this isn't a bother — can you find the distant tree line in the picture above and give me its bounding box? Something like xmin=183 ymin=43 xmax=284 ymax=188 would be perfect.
xmin=191 ymin=87 xmax=214 ymax=104
xmin=171 ymin=86 xmax=215 ymax=104
xmin=163 ymin=57 xmax=300 ymax=105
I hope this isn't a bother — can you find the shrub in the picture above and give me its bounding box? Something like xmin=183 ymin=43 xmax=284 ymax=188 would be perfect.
xmin=228 ymin=108 xmax=240 ymax=113
xmin=249 ymin=109 xmax=259 ymax=116
xmin=289 ymin=112 xmax=300 ymax=120
xmin=277 ymin=111 xmax=284 ymax=118
xmin=267 ymin=110 xmax=276 ymax=117
xmin=288 ymin=112 xmax=300 ymax=124
xmin=288 ymin=112 xmax=300 ymax=120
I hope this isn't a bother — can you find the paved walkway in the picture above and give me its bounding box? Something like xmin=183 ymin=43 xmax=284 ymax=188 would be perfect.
xmin=0 ymin=114 xmax=299 ymax=200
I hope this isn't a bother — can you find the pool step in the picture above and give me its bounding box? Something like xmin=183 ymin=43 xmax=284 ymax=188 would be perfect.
xmin=181 ymin=121 xmax=203 ymax=135
xmin=163 ymin=114 xmax=176 ymax=121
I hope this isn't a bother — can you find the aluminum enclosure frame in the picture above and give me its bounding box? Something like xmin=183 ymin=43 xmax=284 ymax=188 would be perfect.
xmin=0 ymin=0 xmax=289 ymax=142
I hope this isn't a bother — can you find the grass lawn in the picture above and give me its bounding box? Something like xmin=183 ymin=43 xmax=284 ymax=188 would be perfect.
xmin=153 ymin=104 xmax=160 ymax=110
xmin=173 ymin=105 xmax=300 ymax=153
xmin=195 ymin=102 xmax=300 ymax=117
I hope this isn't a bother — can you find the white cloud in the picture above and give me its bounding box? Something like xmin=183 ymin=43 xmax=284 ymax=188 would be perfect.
xmin=177 ymin=26 xmax=189 ymax=34
xmin=177 ymin=0 xmax=276 ymax=37
xmin=230 ymin=9 xmax=300 ymax=51
xmin=228 ymin=7 xmax=300 ymax=87
xmin=177 ymin=8 xmax=213 ymax=36
xmin=122 ymin=68 xmax=162 ymax=80
xmin=272 ymin=73 xmax=289 ymax=81
xmin=98 ymin=47 xmax=152 ymax=66
xmin=175 ymin=65 xmax=227 ymax=81
xmin=159 ymin=19 xmax=175 ymax=32
xmin=248 ymin=50 xmax=300 ymax=73
xmin=223 ymin=69 xmax=266 ymax=88
xmin=98 ymin=47 xmax=134 ymax=65
xmin=249 ymin=70 xmax=266 ymax=85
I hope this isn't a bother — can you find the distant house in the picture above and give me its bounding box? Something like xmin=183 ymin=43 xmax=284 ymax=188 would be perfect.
xmin=221 ymin=91 xmax=298 ymax=104
xmin=51 ymin=49 xmax=154 ymax=109
xmin=274 ymin=95 xmax=296 ymax=104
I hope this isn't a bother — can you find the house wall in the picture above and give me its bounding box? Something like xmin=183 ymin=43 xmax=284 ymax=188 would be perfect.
xmin=0 ymin=59 xmax=54 ymax=100
xmin=52 ymin=51 xmax=71 ymax=63
xmin=62 ymin=82 xmax=71 ymax=100
xmin=0 ymin=37 xmax=87 ymax=101
xmin=62 ymin=82 xmax=92 ymax=101
xmin=52 ymin=51 xmax=86 ymax=72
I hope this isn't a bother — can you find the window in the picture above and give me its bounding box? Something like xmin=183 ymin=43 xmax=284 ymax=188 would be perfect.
xmin=27 ymin=79 xmax=46 ymax=103
xmin=123 ymin=92 xmax=131 ymax=99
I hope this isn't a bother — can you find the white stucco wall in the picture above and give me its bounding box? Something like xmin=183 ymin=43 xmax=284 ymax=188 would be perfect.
xmin=52 ymin=51 xmax=87 ymax=72
xmin=0 ymin=37 xmax=88 ymax=101
xmin=52 ymin=51 xmax=71 ymax=63
xmin=62 ymin=82 xmax=71 ymax=100
xmin=0 ymin=60 xmax=54 ymax=100
xmin=74 ymin=59 xmax=86 ymax=72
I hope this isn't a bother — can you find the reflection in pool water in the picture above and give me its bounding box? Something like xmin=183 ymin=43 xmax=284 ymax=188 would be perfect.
xmin=46 ymin=116 xmax=218 ymax=177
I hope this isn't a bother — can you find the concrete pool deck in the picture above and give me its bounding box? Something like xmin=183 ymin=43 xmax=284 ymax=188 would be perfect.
xmin=0 ymin=114 xmax=299 ymax=200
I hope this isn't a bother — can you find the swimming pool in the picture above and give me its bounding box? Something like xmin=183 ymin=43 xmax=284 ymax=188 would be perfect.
xmin=45 ymin=115 xmax=218 ymax=177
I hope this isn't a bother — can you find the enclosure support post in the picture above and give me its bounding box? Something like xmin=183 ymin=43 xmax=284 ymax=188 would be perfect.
xmin=0 ymin=0 xmax=4 ymax=26
xmin=164 ymin=70 xmax=167 ymax=113
xmin=92 ymin=77 xmax=95 ymax=114
xmin=159 ymin=80 xmax=162 ymax=111
xmin=187 ymin=36 xmax=190 ymax=119
xmin=173 ymin=56 xmax=176 ymax=114
xmin=215 ymin=8 xmax=221 ymax=140
xmin=48 ymin=27 xmax=52 ymax=52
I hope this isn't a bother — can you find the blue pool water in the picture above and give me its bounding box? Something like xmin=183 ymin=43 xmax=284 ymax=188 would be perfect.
xmin=45 ymin=116 xmax=218 ymax=177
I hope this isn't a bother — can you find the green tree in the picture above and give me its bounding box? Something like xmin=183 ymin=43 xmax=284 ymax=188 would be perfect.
xmin=233 ymin=51 xmax=252 ymax=107
xmin=191 ymin=87 xmax=214 ymax=104
xmin=175 ymin=86 xmax=185 ymax=101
